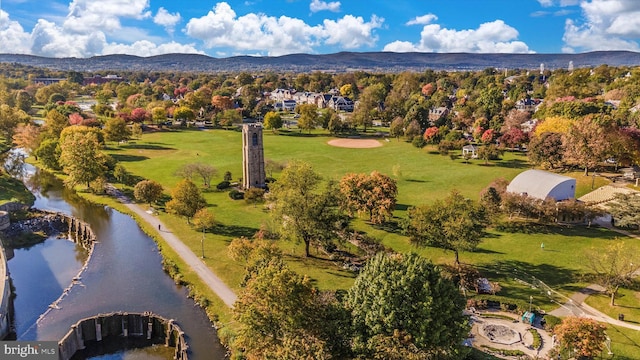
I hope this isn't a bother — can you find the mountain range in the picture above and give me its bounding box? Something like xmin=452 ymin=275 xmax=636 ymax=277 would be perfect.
xmin=2 ymin=51 xmax=640 ymax=73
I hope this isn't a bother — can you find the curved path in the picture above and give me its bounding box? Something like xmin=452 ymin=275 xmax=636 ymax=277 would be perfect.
xmin=107 ymin=185 xmax=237 ymax=308
xmin=549 ymin=217 xmax=640 ymax=331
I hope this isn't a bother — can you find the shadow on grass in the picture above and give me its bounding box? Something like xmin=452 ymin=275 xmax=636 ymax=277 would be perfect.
xmin=405 ymin=179 xmax=427 ymax=183
xmin=111 ymin=154 xmax=149 ymax=162
xmin=212 ymin=224 xmax=258 ymax=238
xmin=371 ymin=220 xmax=403 ymax=234
xmin=394 ymin=204 xmax=411 ymax=211
xmin=494 ymin=158 xmax=530 ymax=169
xmin=478 ymin=260 xmax=578 ymax=288
xmin=121 ymin=144 xmax=176 ymax=150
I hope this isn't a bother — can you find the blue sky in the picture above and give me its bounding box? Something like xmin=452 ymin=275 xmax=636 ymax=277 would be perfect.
xmin=2 ymin=0 xmax=640 ymax=58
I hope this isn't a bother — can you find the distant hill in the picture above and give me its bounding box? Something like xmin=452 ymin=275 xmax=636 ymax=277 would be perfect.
xmin=2 ymin=51 xmax=640 ymax=73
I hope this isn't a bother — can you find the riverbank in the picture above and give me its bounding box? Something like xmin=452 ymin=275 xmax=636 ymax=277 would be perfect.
xmin=74 ymin=185 xmax=237 ymax=341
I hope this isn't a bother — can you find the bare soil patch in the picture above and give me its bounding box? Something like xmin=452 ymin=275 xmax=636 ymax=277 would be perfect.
xmin=327 ymin=138 xmax=382 ymax=148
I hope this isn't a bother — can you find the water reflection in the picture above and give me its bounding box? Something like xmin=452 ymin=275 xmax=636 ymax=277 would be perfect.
xmin=7 ymin=166 xmax=226 ymax=359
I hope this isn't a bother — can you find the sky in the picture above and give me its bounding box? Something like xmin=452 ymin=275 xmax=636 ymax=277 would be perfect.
xmin=2 ymin=0 xmax=640 ymax=58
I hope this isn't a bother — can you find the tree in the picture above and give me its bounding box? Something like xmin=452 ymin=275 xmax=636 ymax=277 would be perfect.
xmin=245 ymin=187 xmax=265 ymax=206
xmin=12 ymin=123 xmax=41 ymax=155
xmin=233 ymin=258 xmax=349 ymax=359
xmin=129 ymin=107 xmax=150 ymax=123
xmin=563 ymin=116 xmax=612 ymax=175
xmin=103 ymin=117 xmax=131 ymax=143
xmin=269 ymin=160 xmax=343 ymax=257
xmin=477 ymin=144 xmax=501 ymax=165
xmin=193 ymin=208 xmax=216 ymax=232
xmin=151 ymin=106 xmax=167 ymax=124
xmin=166 ymin=179 xmax=206 ymax=223
xmin=217 ymin=109 xmax=241 ymax=128
xmin=296 ymin=103 xmax=319 ymax=133
xmin=0 ymin=104 xmax=29 ymax=143
xmin=173 ymin=106 xmax=195 ymax=122
xmin=389 ymin=116 xmax=404 ymax=140
xmin=528 ymin=132 xmax=565 ymax=169
xmin=584 ymin=242 xmax=640 ymax=306
xmin=339 ymin=171 xmax=397 ymax=224
xmin=404 ymin=190 xmax=488 ymax=265
xmin=607 ymin=192 xmax=640 ymax=228
xmin=404 ymin=119 xmax=421 ymax=140
xmin=555 ymin=316 xmax=607 ymax=358
xmin=43 ymin=109 xmax=69 ymax=138
xmin=346 ymin=253 xmax=469 ymax=358
xmin=34 ymin=138 xmax=60 ymax=170
xmin=133 ymin=179 xmax=164 ymax=206
xmin=58 ymin=127 xmax=108 ymax=188
xmin=176 ymin=163 xmax=217 ymax=188
xmin=262 ymin=111 xmax=283 ymax=132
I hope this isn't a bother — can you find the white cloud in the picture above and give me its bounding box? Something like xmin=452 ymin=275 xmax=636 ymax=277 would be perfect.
xmin=322 ymin=15 xmax=383 ymax=48
xmin=310 ymin=0 xmax=341 ymax=13
xmin=103 ymin=40 xmax=203 ymax=56
xmin=185 ymin=2 xmax=382 ymax=56
xmin=562 ymin=0 xmax=640 ymax=52
xmin=383 ymin=19 xmax=533 ymax=53
xmin=537 ymin=0 xmax=579 ymax=6
xmin=63 ymin=0 xmax=152 ymax=34
xmin=154 ymin=7 xmax=181 ymax=34
xmin=31 ymin=19 xmax=107 ymax=58
xmin=0 ymin=10 xmax=32 ymax=54
xmin=406 ymin=14 xmax=438 ymax=26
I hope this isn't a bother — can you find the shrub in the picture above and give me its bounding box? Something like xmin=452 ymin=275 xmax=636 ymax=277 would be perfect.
xmin=216 ymin=181 xmax=231 ymax=190
xmin=229 ymin=189 xmax=244 ymax=200
xmin=543 ymin=314 xmax=562 ymax=332
xmin=412 ymin=136 xmax=427 ymax=148
xmin=529 ymin=328 xmax=542 ymax=350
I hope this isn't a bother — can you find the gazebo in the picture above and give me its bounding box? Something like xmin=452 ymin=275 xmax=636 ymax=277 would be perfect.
xmin=462 ymin=144 xmax=478 ymax=159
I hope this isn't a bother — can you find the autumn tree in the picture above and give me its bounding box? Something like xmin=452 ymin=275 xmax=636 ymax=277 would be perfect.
xmin=296 ymin=103 xmax=319 ymax=133
xmin=43 ymin=109 xmax=69 ymax=138
xmin=12 ymin=123 xmax=41 ymax=155
xmin=58 ymin=127 xmax=108 ymax=188
xmin=269 ymin=160 xmax=343 ymax=257
xmin=339 ymin=171 xmax=397 ymax=224
xmin=554 ymin=316 xmax=607 ymax=358
xmin=0 ymin=104 xmax=29 ymax=143
xmin=346 ymin=252 xmax=469 ymax=359
xmin=217 ymin=109 xmax=241 ymax=128
xmin=103 ymin=117 xmax=131 ymax=143
xmin=404 ymin=190 xmax=488 ymax=265
xmin=34 ymin=138 xmax=60 ymax=170
xmin=151 ymin=106 xmax=167 ymax=124
xmin=262 ymin=111 xmax=282 ymax=132
xmin=353 ymin=83 xmax=385 ymax=132
xmin=133 ymin=179 xmax=164 ymax=206
xmin=528 ymin=132 xmax=565 ymax=169
xmin=389 ymin=116 xmax=404 ymax=140
xmin=233 ymin=258 xmax=350 ymax=359
xmin=563 ymin=115 xmax=612 ymax=175
xmin=173 ymin=106 xmax=195 ymax=122
xmin=585 ymin=242 xmax=640 ymax=306
xmin=193 ymin=208 xmax=216 ymax=232
xmin=166 ymin=179 xmax=207 ymax=223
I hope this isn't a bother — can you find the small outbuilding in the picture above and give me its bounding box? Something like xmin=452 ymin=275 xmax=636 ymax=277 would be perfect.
xmin=462 ymin=144 xmax=478 ymax=159
xmin=506 ymin=169 xmax=576 ymax=201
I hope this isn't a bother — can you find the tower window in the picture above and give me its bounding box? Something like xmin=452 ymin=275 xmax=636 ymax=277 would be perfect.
xmin=252 ymin=133 xmax=258 ymax=146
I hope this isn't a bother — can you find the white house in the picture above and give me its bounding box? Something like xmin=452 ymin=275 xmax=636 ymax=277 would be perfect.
xmin=506 ymin=169 xmax=576 ymax=201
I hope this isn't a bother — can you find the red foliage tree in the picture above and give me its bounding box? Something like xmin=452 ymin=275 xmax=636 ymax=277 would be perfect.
xmin=499 ymin=127 xmax=527 ymax=149
xmin=129 ymin=108 xmax=150 ymax=123
xmin=423 ymin=126 xmax=439 ymax=142
xmin=421 ymin=83 xmax=435 ymax=97
xmin=481 ymin=129 xmax=495 ymax=144
xmin=68 ymin=112 xmax=84 ymax=125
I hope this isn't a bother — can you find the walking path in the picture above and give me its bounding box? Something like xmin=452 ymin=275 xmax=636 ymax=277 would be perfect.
xmin=549 ymin=216 xmax=640 ymax=331
xmin=106 ymin=185 xmax=238 ymax=308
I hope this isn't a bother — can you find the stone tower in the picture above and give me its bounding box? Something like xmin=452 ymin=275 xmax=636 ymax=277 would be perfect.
xmin=242 ymin=123 xmax=266 ymax=189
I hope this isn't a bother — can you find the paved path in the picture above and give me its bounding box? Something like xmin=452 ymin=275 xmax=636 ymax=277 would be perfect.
xmin=107 ymin=185 xmax=237 ymax=308
xmin=549 ymin=217 xmax=640 ymax=331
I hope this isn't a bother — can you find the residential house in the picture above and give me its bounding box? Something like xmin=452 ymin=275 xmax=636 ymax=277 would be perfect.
xmin=327 ymin=96 xmax=354 ymax=112
xmin=428 ymin=107 xmax=450 ymax=123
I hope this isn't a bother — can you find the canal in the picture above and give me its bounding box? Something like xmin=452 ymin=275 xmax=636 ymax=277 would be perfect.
xmin=6 ymin=167 xmax=227 ymax=359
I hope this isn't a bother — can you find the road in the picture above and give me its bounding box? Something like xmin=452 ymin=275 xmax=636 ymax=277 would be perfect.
xmin=107 ymin=185 xmax=238 ymax=308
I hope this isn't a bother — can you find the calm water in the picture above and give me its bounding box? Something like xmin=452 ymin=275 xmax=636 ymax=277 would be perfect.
xmin=7 ymin=168 xmax=227 ymax=359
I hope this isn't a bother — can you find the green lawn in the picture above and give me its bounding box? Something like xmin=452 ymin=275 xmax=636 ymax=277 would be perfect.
xmin=0 ymin=172 xmax=35 ymax=206
xmin=103 ymin=127 xmax=640 ymax=351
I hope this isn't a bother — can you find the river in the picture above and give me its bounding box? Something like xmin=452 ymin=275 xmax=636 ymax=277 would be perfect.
xmin=5 ymin=167 xmax=227 ymax=359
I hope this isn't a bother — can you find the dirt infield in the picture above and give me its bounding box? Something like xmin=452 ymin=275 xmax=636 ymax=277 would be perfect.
xmin=327 ymin=138 xmax=383 ymax=148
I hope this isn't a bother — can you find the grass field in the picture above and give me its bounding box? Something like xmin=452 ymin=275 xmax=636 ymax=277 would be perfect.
xmin=100 ymin=127 xmax=640 ymax=356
